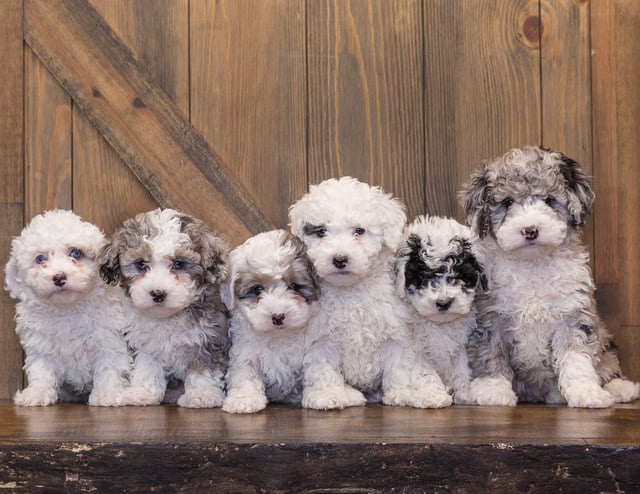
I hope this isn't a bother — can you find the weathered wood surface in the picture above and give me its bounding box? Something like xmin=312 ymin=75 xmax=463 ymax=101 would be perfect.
xmin=0 ymin=0 xmax=25 ymax=400
xmin=1 ymin=402 xmax=639 ymax=492
xmin=23 ymin=0 xmax=273 ymax=242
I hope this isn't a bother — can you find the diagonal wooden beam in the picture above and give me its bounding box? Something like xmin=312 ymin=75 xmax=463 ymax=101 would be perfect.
xmin=23 ymin=0 xmax=274 ymax=244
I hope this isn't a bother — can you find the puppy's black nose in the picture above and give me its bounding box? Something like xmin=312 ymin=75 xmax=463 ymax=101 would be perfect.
xmin=150 ymin=290 xmax=167 ymax=304
xmin=436 ymin=297 xmax=453 ymax=312
xmin=332 ymin=255 xmax=348 ymax=269
xmin=53 ymin=273 xmax=67 ymax=287
xmin=272 ymin=313 xmax=286 ymax=326
xmin=521 ymin=226 xmax=539 ymax=240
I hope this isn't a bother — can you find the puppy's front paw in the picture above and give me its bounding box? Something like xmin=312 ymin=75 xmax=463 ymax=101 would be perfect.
xmin=223 ymin=390 xmax=268 ymax=414
xmin=468 ymin=376 xmax=518 ymax=406
xmin=88 ymin=389 xmax=127 ymax=407
xmin=178 ymin=386 xmax=225 ymax=408
xmin=384 ymin=386 xmax=453 ymax=409
xmin=14 ymin=386 xmax=58 ymax=407
xmin=302 ymin=385 xmax=366 ymax=410
xmin=604 ymin=378 xmax=640 ymax=403
xmin=565 ymin=384 xmax=615 ymax=408
xmin=121 ymin=386 xmax=163 ymax=406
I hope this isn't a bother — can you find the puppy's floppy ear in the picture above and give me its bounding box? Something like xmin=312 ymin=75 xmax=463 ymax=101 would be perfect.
xmin=180 ymin=216 xmax=229 ymax=284
xmin=97 ymin=231 xmax=125 ymax=285
xmin=219 ymin=265 xmax=237 ymax=310
xmin=557 ymin=153 xmax=595 ymax=228
xmin=378 ymin=195 xmax=407 ymax=250
xmin=393 ymin=234 xmax=413 ymax=299
xmin=460 ymin=165 xmax=492 ymax=239
xmin=4 ymin=257 xmax=21 ymax=299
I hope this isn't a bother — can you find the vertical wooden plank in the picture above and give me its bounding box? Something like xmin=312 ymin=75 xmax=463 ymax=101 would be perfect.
xmin=607 ymin=0 xmax=640 ymax=380
xmin=307 ymin=0 xmax=424 ymax=218
xmin=0 ymin=0 xmax=26 ymax=399
xmin=190 ymin=0 xmax=307 ymax=229
xmin=540 ymin=0 xmax=594 ymax=262
xmin=424 ymin=0 xmax=541 ymax=219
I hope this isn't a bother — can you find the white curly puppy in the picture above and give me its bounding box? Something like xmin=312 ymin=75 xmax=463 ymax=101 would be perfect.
xmin=98 ymin=208 xmax=230 ymax=408
xmin=394 ymin=215 xmax=487 ymax=406
xmin=290 ymin=176 xmax=443 ymax=410
xmin=4 ymin=210 xmax=130 ymax=406
xmin=221 ymin=229 xmax=320 ymax=413
xmin=461 ymin=146 xmax=640 ymax=408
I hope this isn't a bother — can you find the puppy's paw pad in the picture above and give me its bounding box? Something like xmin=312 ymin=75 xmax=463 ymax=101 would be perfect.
xmin=222 ymin=393 xmax=268 ymax=414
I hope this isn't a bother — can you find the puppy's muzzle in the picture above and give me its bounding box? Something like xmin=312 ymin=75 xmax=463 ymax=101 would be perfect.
xmin=521 ymin=226 xmax=539 ymax=240
xmin=436 ymin=297 xmax=454 ymax=312
xmin=271 ymin=313 xmax=286 ymax=326
xmin=53 ymin=273 xmax=67 ymax=287
xmin=150 ymin=290 xmax=167 ymax=304
xmin=332 ymin=255 xmax=349 ymax=269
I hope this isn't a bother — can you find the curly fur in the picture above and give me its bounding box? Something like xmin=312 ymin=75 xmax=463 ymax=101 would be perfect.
xmin=4 ymin=210 xmax=130 ymax=406
xmin=98 ymin=208 xmax=230 ymax=408
xmin=394 ymin=215 xmax=487 ymax=406
xmin=221 ymin=230 xmax=320 ymax=413
xmin=460 ymin=146 xmax=640 ymax=408
xmin=289 ymin=177 xmax=444 ymax=410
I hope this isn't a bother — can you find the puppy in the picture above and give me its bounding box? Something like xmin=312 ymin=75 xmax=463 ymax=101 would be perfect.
xmin=98 ymin=208 xmax=230 ymax=408
xmin=221 ymin=229 xmax=320 ymax=413
xmin=5 ymin=210 xmax=130 ymax=406
xmin=394 ymin=215 xmax=486 ymax=405
xmin=289 ymin=176 xmax=445 ymax=410
xmin=461 ymin=146 xmax=640 ymax=407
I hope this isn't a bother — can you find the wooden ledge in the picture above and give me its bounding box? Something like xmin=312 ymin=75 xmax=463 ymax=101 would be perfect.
xmin=1 ymin=401 xmax=639 ymax=492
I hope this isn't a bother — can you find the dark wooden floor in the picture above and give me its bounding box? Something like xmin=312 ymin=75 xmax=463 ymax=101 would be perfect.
xmin=1 ymin=400 xmax=639 ymax=492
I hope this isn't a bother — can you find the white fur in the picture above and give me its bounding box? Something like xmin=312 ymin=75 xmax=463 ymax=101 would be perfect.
xmin=4 ymin=210 xmax=130 ymax=406
xmin=290 ymin=177 xmax=442 ymax=410
xmin=221 ymin=230 xmax=319 ymax=413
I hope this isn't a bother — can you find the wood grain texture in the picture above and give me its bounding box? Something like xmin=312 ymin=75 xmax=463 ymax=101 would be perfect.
xmin=307 ymin=0 xmax=424 ymax=218
xmin=190 ymin=0 xmax=307 ymax=228
xmin=24 ymin=49 xmax=72 ymax=217
xmin=0 ymin=0 xmax=25 ymax=400
xmin=424 ymin=0 xmax=541 ymax=220
xmin=24 ymin=0 xmax=273 ymax=244
xmin=0 ymin=403 xmax=639 ymax=492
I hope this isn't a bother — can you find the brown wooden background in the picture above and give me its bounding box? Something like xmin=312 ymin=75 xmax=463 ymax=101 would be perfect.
xmin=1 ymin=0 xmax=638 ymax=399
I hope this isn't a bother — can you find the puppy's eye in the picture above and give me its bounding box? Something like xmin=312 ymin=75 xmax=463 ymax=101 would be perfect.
xmin=69 ymin=248 xmax=82 ymax=260
xmin=544 ymin=196 xmax=556 ymax=207
xmin=314 ymin=228 xmax=327 ymax=238
xmin=134 ymin=259 xmax=149 ymax=272
xmin=243 ymin=285 xmax=263 ymax=298
xmin=501 ymin=197 xmax=514 ymax=208
xmin=303 ymin=224 xmax=327 ymax=238
xmin=171 ymin=260 xmax=184 ymax=270
xmin=35 ymin=254 xmax=47 ymax=264
xmin=353 ymin=227 xmax=366 ymax=237
xmin=288 ymin=282 xmax=303 ymax=292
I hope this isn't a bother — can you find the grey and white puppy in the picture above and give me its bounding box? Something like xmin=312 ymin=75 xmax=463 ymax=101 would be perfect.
xmin=98 ymin=208 xmax=230 ymax=408
xmin=460 ymin=146 xmax=639 ymax=408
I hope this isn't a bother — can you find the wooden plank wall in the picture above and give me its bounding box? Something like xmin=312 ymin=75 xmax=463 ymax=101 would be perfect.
xmin=0 ymin=0 xmax=638 ymax=399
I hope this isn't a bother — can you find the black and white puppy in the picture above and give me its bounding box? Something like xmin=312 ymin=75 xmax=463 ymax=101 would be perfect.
xmin=98 ymin=208 xmax=230 ymax=408
xmin=395 ymin=215 xmax=486 ymax=406
xmin=221 ymin=230 xmax=320 ymax=413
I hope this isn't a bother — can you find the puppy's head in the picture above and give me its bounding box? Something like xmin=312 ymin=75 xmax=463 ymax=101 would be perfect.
xmin=395 ymin=216 xmax=486 ymax=322
xmin=460 ymin=146 xmax=594 ymax=258
xmin=98 ymin=208 xmax=228 ymax=319
xmin=221 ymin=230 xmax=319 ymax=332
xmin=5 ymin=210 xmax=106 ymax=306
xmin=289 ymin=176 xmax=406 ymax=287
